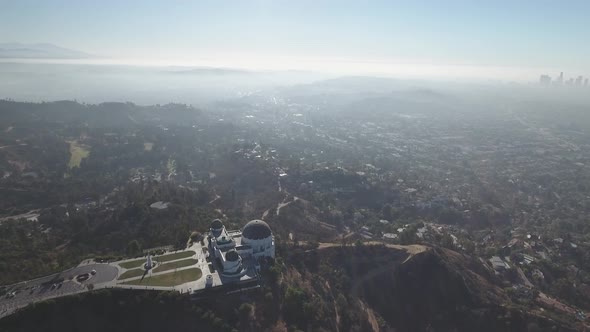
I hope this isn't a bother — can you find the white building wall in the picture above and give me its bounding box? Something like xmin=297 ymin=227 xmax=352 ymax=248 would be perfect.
xmin=222 ymin=257 xmax=242 ymax=273
xmin=241 ymin=236 xmax=275 ymax=258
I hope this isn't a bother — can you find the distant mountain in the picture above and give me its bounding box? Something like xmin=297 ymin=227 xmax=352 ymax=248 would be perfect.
xmin=0 ymin=42 xmax=91 ymax=59
xmin=167 ymin=67 xmax=253 ymax=75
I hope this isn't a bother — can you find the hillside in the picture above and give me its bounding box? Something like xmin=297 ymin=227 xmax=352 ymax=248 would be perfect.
xmin=0 ymin=244 xmax=580 ymax=332
xmin=284 ymin=244 xmax=579 ymax=331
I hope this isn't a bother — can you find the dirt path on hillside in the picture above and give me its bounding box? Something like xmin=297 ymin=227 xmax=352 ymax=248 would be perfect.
xmin=276 ymin=196 xmax=298 ymax=216
xmin=317 ymin=242 xmax=428 ymax=258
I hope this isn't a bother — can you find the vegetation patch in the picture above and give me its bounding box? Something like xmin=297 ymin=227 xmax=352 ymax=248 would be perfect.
xmin=117 ymin=268 xmax=145 ymax=280
xmin=153 ymin=258 xmax=198 ymax=273
xmin=67 ymin=140 xmax=90 ymax=169
xmin=122 ymin=268 xmax=202 ymax=287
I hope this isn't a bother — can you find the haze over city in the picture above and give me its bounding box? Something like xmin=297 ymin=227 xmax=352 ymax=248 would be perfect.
xmin=2 ymin=2 xmax=590 ymax=331
xmin=1 ymin=0 xmax=590 ymax=81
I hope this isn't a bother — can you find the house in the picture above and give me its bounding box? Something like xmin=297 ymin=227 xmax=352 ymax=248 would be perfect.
xmin=522 ymin=254 xmax=535 ymax=264
xmin=382 ymin=233 xmax=398 ymax=240
xmin=507 ymin=238 xmax=521 ymax=248
xmin=490 ymin=256 xmax=509 ymax=271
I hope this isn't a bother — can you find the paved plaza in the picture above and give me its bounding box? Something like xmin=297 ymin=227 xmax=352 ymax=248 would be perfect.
xmin=113 ymin=241 xmax=258 ymax=294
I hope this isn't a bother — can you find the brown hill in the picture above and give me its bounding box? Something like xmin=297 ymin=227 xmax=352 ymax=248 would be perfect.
xmin=280 ymin=243 xmax=580 ymax=331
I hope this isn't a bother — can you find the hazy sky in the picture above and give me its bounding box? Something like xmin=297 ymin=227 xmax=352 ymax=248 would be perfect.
xmin=1 ymin=0 xmax=589 ymax=80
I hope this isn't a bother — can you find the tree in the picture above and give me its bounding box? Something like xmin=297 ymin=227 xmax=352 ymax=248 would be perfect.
xmin=239 ymin=303 xmax=253 ymax=321
xmin=551 ymin=278 xmax=575 ymax=302
xmin=266 ymin=264 xmax=281 ymax=285
xmin=462 ymin=239 xmax=475 ymax=254
xmin=284 ymin=286 xmax=311 ymax=327
xmin=126 ymin=240 xmax=142 ymax=257
xmin=308 ymin=239 xmax=320 ymax=249
xmin=398 ymin=229 xmax=417 ymax=245
xmin=341 ymin=235 xmax=349 ymax=247
xmin=190 ymin=231 xmax=203 ymax=242
xmin=381 ymin=203 xmax=393 ymax=220
xmin=440 ymin=234 xmax=455 ymax=249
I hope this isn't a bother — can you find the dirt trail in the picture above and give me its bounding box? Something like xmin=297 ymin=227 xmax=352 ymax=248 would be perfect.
xmin=317 ymin=242 xmax=428 ymax=258
xmin=276 ymin=196 xmax=299 ymax=216
xmin=359 ymin=300 xmax=380 ymax=332
xmin=324 ymin=281 xmax=340 ymax=332
xmin=261 ymin=209 xmax=270 ymax=220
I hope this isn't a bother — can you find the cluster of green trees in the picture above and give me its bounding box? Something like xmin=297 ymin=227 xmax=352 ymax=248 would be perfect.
xmin=0 ymin=100 xmax=288 ymax=284
xmin=0 ymin=289 xmax=238 ymax=332
xmin=0 ymin=181 xmax=214 ymax=284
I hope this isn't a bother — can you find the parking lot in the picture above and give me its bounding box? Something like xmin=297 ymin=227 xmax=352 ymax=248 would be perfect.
xmin=0 ymin=263 xmax=118 ymax=318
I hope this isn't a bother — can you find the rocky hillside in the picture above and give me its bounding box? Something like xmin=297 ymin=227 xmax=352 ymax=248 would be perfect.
xmin=281 ymin=244 xmax=580 ymax=331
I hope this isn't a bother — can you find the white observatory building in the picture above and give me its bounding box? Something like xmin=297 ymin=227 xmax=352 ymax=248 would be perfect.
xmin=207 ymin=219 xmax=274 ymax=277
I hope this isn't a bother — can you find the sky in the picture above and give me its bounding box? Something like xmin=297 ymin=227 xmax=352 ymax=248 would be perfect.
xmin=1 ymin=0 xmax=589 ymax=81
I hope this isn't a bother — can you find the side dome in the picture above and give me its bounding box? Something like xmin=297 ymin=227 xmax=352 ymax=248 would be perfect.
xmin=225 ymin=250 xmax=240 ymax=262
xmin=242 ymin=220 xmax=272 ymax=240
xmin=211 ymin=219 xmax=224 ymax=230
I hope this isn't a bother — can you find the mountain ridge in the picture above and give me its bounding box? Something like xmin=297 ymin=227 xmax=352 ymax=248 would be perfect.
xmin=0 ymin=42 xmax=92 ymax=59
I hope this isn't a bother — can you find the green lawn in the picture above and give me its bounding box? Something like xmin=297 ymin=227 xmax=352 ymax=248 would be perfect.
xmin=67 ymin=141 xmax=90 ymax=169
xmin=153 ymin=258 xmax=197 ymax=273
xmin=122 ymin=268 xmax=202 ymax=287
xmin=118 ymin=259 xmax=145 ymax=269
xmin=117 ymin=251 xmax=195 ymax=269
xmin=155 ymin=250 xmax=195 ymax=263
xmin=118 ymin=269 xmax=146 ymax=280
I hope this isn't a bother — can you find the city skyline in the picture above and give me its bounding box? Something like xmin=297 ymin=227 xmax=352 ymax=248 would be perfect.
xmin=540 ymin=71 xmax=589 ymax=87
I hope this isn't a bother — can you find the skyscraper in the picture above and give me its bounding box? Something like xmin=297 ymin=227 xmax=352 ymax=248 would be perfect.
xmin=557 ymin=72 xmax=564 ymax=85
xmin=575 ymin=76 xmax=583 ymax=86
xmin=585 ymin=78 xmax=589 ymax=87
xmin=539 ymin=75 xmax=551 ymax=86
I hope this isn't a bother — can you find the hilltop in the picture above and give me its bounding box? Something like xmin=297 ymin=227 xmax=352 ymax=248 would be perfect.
xmin=0 ymin=243 xmax=581 ymax=332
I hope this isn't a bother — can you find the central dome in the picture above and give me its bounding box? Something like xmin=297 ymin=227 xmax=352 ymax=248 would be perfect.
xmin=242 ymin=220 xmax=272 ymax=240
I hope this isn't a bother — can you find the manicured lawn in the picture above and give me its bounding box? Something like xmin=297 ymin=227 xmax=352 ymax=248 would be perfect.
xmin=117 ymin=251 xmax=195 ymax=269
xmin=153 ymin=258 xmax=197 ymax=273
xmin=118 ymin=268 xmax=146 ymax=280
xmin=156 ymin=251 xmax=195 ymax=263
xmin=122 ymin=268 xmax=202 ymax=287
xmin=118 ymin=259 xmax=145 ymax=269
